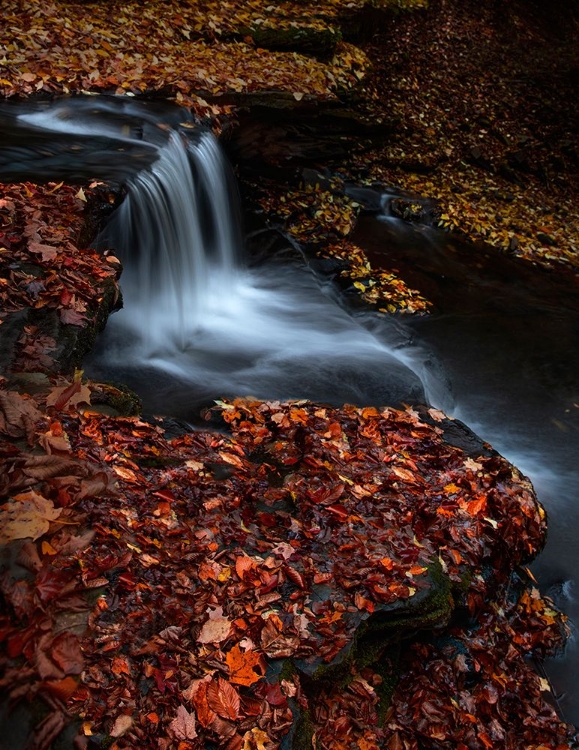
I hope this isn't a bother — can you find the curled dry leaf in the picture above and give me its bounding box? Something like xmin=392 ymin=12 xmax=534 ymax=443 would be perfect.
xmin=110 ymin=713 xmax=133 ymax=738
xmin=0 ymin=390 xmax=43 ymax=443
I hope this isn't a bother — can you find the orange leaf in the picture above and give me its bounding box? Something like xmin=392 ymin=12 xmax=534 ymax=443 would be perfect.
xmin=235 ymin=554 xmax=255 ymax=580
xmin=225 ymin=644 xmax=265 ymax=687
xmin=466 ymin=495 xmax=487 ymax=515
xmin=448 ymin=549 xmax=462 ymax=565
xmin=40 ymin=676 xmax=79 ymax=702
xmin=207 ymin=676 xmax=240 ymax=720
xmin=192 ymin=681 xmax=217 ymax=728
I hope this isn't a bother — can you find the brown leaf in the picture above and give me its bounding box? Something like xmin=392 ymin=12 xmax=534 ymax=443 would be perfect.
xmin=27 ymin=710 xmax=68 ymax=750
xmin=0 ymin=390 xmax=42 ymax=443
xmin=0 ymin=491 xmax=62 ymax=543
xmin=36 ymin=634 xmax=65 ymax=681
xmin=21 ymin=455 xmax=84 ymax=480
xmin=60 ymin=308 xmax=87 ymax=326
xmin=50 ymin=632 xmax=84 ymax=675
xmin=28 ymin=240 xmax=58 ymax=261
xmin=207 ymin=676 xmax=240 ymax=720
xmin=46 ymin=381 xmax=91 ymax=411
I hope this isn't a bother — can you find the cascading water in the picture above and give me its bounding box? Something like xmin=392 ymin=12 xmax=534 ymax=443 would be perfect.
xmin=40 ymin=98 xmax=441 ymax=420
xmin=96 ymin=131 xmax=241 ymax=352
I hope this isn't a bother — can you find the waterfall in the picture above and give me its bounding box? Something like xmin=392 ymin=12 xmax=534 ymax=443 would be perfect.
xmin=8 ymin=96 xmax=444 ymax=418
xmin=98 ymin=131 xmax=242 ymax=352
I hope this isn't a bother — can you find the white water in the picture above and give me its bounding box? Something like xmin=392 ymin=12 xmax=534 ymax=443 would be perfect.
xmin=78 ymin=106 xmax=440 ymax=417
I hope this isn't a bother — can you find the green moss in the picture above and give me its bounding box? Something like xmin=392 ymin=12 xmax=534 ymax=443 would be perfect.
xmin=305 ymin=559 xmax=453 ymax=687
xmin=374 ymin=644 xmax=401 ymax=724
xmin=240 ymin=24 xmax=342 ymax=57
xmin=90 ymin=381 xmax=142 ymax=417
xmin=291 ymin=707 xmax=315 ymax=750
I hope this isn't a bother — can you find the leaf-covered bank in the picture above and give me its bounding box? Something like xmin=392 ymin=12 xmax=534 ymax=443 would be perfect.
xmin=0 ymin=386 xmax=574 ymax=748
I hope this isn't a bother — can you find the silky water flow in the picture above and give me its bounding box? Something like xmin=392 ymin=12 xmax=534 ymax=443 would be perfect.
xmin=44 ymin=101 xmax=439 ymax=420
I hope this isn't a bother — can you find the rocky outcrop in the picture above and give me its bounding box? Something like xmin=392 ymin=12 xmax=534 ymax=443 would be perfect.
xmin=0 ymin=390 xmax=572 ymax=748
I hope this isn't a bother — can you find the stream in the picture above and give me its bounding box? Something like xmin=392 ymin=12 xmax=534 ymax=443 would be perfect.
xmin=2 ymin=96 xmax=578 ymax=729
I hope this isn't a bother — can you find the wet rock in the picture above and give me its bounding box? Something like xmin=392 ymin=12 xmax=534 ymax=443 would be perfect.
xmin=239 ymin=24 xmax=342 ymax=58
xmin=537 ymin=231 xmax=556 ymax=246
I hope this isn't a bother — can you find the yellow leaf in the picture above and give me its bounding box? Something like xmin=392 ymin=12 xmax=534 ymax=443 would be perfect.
xmin=0 ymin=491 xmax=62 ymax=543
xmin=242 ymin=727 xmax=270 ymax=750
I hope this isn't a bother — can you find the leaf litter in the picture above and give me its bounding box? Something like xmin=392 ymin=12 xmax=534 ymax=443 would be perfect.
xmin=0 ymin=385 xmax=575 ymax=747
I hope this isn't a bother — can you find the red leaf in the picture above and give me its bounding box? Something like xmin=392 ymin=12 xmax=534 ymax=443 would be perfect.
xmin=50 ymin=632 xmax=84 ymax=675
xmin=192 ymin=681 xmax=217 ymax=728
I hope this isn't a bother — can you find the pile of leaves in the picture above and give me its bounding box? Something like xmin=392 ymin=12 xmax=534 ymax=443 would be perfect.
xmin=0 ymin=0 xmax=373 ymax=117
xmin=0 ymin=383 xmax=574 ymax=748
xmin=252 ymin=178 xmax=431 ymax=313
xmin=0 ymin=180 xmax=120 ymax=372
xmin=343 ymin=0 xmax=579 ymax=270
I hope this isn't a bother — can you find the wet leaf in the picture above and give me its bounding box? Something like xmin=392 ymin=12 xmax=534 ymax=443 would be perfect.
xmin=207 ymin=677 xmax=240 ymax=720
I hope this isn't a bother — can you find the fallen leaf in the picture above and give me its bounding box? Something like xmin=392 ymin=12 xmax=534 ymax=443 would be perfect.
xmin=0 ymin=491 xmax=62 ymax=543
xmin=110 ymin=714 xmax=133 ymax=738
xmin=198 ymin=606 xmax=232 ymax=644
xmin=169 ymin=704 xmax=197 ymax=740
xmin=225 ymin=643 xmax=266 ymax=687
xmin=207 ymin=676 xmax=240 ymax=720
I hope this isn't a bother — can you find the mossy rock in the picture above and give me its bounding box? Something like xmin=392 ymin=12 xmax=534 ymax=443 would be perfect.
xmin=293 ymin=559 xmax=452 ymax=684
xmin=240 ymin=23 xmax=342 ymax=57
xmin=89 ymin=381 xmax=142 ymax=417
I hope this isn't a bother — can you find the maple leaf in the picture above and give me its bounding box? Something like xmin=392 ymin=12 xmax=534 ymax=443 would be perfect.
xmin=169 ymin=705 xmax=197 ymax=740
xmin=28 ymin=240 xmax=58 ymax=261
xmin=225 ymin=643 xmax=266 ymax=687
xmin=0 ymin=490 xmax=62 ymax=543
